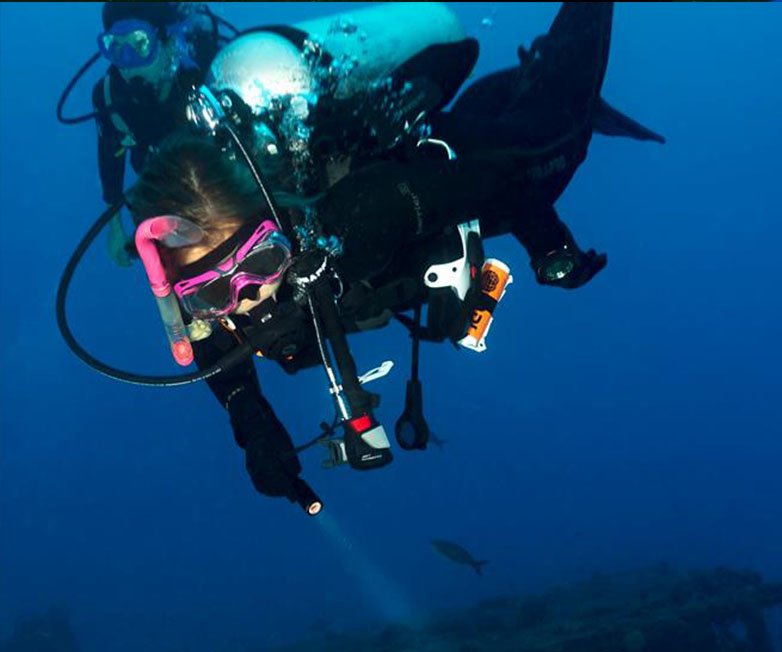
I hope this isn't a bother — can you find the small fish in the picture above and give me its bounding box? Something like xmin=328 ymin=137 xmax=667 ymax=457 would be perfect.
xmin=431 ymin=539 xmax=489 ymax=577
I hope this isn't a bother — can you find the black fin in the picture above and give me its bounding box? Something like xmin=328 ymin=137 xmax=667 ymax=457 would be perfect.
xmin=593 ymin=97 xmax=666 ymax=144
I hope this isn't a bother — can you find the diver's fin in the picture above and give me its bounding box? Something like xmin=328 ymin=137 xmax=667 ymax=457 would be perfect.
xmin=593 ymin=97 xmax=666 ymax=144
xmin=473 ymin=560 xmax=489 ymax=577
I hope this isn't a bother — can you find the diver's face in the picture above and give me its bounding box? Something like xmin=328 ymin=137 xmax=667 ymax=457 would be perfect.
xmin=118 ymin=38 xmax=176 ymax=91
xmin=177 ymin=224 xmax=283 ymax=316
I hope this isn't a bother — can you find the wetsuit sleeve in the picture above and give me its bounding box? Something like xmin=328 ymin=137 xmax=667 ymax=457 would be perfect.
xmin=92 ymin=80 xmax=127 ymax=205
xmin=317 ymin=154 xmax=526 ymax=279
xmin=191 ymin=330 xmax=303 ymax=498
xmin=190 ymin=329 xmax=277 ymax=446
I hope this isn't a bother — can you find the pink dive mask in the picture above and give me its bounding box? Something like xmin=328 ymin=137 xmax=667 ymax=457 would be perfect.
xmin=135 ymin=216 xmax=291 ymax=364
xmin=171 ymin=218 xmax=292 ymax=318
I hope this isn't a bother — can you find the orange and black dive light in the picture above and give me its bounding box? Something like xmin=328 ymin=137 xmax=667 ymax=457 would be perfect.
xmin=460 ymin=258 xmax=513 ymax=353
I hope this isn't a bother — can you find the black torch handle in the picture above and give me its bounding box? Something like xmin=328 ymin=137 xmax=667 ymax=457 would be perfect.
xmin=310 ymin=277 xmax=374 ymax=415
xmin=292 ymin=478 xmax=323 ymax=516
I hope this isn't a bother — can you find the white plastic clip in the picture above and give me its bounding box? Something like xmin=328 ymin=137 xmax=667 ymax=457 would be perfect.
xmin=358 ymin=360 xmax=394 ymax=385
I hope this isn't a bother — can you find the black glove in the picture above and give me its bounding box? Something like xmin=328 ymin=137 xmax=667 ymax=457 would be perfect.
xmin=228 ymin=390 xmax=302 ymax=500
xmin=244 ymin=427 xmax=302 ymax=500
xmin=533 ymin=247 xmax=607 ymax=290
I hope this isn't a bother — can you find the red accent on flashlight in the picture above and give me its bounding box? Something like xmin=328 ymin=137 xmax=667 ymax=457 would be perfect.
xmin=349 ymin=414 xmax=372 ymax=434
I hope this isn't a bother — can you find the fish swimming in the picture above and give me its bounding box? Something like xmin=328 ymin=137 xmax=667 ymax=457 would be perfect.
xmin=431 ymin=539 xmax=488 ymax=576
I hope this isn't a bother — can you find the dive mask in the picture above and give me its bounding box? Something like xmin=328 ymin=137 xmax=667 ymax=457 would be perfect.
xmin=173 ymin=219 xmax=292 ymax=319
xmin=98 ymin=19 xmax=160 ymax=69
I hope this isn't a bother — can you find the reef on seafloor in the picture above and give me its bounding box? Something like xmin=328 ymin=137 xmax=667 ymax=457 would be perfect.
xmin=3 ymin=566 xmax=780 ymax=652
xmin=267 ymin=566 xmax=782 ymax=652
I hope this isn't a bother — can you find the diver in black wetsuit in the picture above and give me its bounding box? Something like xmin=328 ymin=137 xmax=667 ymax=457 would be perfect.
xmin=122 ymin=2 xmax=664 ymax=506
xmin=90 ymin=2 xmax=225 ymax=265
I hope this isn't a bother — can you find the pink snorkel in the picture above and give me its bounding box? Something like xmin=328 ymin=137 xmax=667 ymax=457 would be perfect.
xmin=136 ymin=216 xmax=205 ymax=366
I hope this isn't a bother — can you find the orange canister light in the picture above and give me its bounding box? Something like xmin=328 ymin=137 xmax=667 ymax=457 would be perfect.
xmin=460 ymin=258 xmax=512 ymax=353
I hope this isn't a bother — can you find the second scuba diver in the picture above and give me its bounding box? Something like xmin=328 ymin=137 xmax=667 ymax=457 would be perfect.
xmin=59 ymin=2 xmax=232 ymax=265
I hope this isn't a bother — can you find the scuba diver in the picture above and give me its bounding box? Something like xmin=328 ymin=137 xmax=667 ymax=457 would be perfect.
xmin=58 ymin=3 xmax=664 ymax=514
xmin=57 ymin=2 xmax=233 ymax=266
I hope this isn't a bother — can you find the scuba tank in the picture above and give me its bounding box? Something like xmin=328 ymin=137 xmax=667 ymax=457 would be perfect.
xmin=209 ymin=3 xmax=466 ymax=107
xmin=206 ymin=3 xmax=469 ymax=159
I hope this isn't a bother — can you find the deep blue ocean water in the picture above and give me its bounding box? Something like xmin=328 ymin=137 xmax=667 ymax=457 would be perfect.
xmin=1 ymin=3 xmax=781 ymax=651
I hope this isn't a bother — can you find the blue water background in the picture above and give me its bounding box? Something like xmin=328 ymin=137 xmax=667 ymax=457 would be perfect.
xmin=1 ymin=2 xmax=781 ymax=650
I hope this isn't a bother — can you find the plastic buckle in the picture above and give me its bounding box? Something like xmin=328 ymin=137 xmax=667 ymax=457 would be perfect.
xmin=424 ymin=220 xmax=481 ymax=301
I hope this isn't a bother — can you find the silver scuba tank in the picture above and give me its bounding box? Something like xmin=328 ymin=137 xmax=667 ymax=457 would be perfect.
xmin=207 ymin=3 xmax=466 ymax=114
xmin=207 ymin=31 xmax=312 ymax=116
